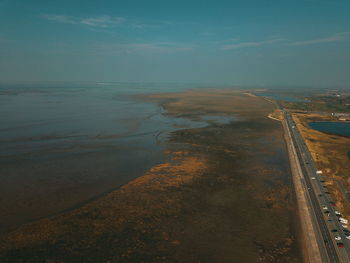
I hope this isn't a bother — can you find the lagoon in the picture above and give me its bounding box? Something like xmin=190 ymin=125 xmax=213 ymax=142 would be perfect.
xmin=309 ymin=121 xmax=350 ymax=137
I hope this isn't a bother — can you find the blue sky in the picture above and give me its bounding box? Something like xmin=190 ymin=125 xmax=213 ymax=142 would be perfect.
xmin=0 ymin=0 xmax=349 ymax=86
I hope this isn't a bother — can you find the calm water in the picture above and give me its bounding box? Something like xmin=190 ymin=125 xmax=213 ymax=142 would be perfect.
xmin=0 ymin=82 xmax=235 ymax=233
xmin=309 ymin=121 xmax=350 ymax=137
xmin=256 ymin=92 xmax=305 ymax=102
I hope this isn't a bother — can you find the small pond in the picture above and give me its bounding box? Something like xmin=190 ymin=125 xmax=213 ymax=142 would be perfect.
xmin=256 ymin=92 xmax=306 ymax=102
xmin=309 ymin=122 xmax=350 ymax=137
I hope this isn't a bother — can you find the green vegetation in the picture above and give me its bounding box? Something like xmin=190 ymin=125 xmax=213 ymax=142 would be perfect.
xmin=281 ymin=96 xmax=350 ymax=113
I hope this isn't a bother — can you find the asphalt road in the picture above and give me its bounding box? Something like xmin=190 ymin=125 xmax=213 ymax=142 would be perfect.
xmin=284 ymin=110 xmax=350 ymax=263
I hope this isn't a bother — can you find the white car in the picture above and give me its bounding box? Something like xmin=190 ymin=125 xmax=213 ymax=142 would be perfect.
xmin=335 ymin=236 xmax=342 ymax=241
xmin=311 ymin=177 xmax=316 ymax=180
xmin=345 ymin=233 xmax=350 ymax=240
xmin=322 ymin=206 xmax=328 ymax=210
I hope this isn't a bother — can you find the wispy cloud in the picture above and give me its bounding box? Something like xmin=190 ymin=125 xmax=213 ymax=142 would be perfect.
xmin=290 ymin=32 xmax=350 ymax=46
xmin=94 ymin=42 xmax=194 ymax=54
xmin=43 ymin=14 xmax=193 ymax=31
xmin=199 ymin=32 xmax=217 ymax=37
xmin=130 ymin=23 xmax=161 ymax=29
xmin=216 ymin=38 xmax=240 ymax=44
xmin=43 ymin=15 xmax=126 ymax=28
xmin=128 ymin=43 xmax=193 ymax=53
xmin=221 ymin=38 xmax=286 ymax=50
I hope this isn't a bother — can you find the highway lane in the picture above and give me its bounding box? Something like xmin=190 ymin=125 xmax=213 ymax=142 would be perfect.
xmin=284 ymin=112 xmax=336 ymax=262
xmin=284 ymin=111 xmax=350 ymax=262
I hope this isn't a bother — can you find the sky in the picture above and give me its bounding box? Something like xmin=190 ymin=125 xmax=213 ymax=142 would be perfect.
xmin=0 ymin=0 xmax=349 ymax=86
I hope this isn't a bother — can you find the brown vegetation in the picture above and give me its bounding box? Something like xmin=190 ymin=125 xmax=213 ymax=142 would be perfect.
xmin=268 ymin=109 xmax=284 ymax=122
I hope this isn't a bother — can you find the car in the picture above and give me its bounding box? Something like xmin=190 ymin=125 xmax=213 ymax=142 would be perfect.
xmin=337 ymin=242 xmax=345 ymax=248
xmin=331 ymin=229 xmax=338 ymax=232
xmin=345 ymin=233 xmax=350 ymax=240
xmin=320 ymin=180 xmax=325 ymax=183
xmin=325 ymin=192 xmax=331 ymax=194
xmin=322 ymin=206 xmax=328 ymax=210
xmin=335 ymin=236 xmax=342 ymax=241
xmin=311 ymin=177 xmax=316 ymax=179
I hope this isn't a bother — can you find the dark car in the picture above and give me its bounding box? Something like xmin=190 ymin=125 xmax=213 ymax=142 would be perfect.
xmin=331 ymin=229 xmax=338 ymax=232
xmin=337 ymin=242 xmax=345 ymax=248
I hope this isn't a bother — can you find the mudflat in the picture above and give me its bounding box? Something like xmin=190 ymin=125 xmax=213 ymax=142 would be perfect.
xmin=0 ymin=89 xmax=301 ymax=262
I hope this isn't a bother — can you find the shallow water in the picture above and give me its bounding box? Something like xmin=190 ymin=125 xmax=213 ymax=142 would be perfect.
xmin=0 ymin=83 xmax=237 ymax=233
xmin=309 ymin=121 xmax=350 ymax=137
xmin=256 ymin=92 xmax=305 ymax=102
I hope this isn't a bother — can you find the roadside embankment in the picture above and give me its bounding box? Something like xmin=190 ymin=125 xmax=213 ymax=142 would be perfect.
xmin=268 ymin=109 xmax=284 ymax=122
xmin=282 ymin=117 xmax=323 ymax=263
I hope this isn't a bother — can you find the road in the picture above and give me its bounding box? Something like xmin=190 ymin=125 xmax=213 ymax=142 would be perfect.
xmin=284 ymin=110 xmax=350 ymax=263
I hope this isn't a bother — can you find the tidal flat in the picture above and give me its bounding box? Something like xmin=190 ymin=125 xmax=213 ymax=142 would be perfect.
xmin=0 ymin=89 xmax=302 ymax=262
